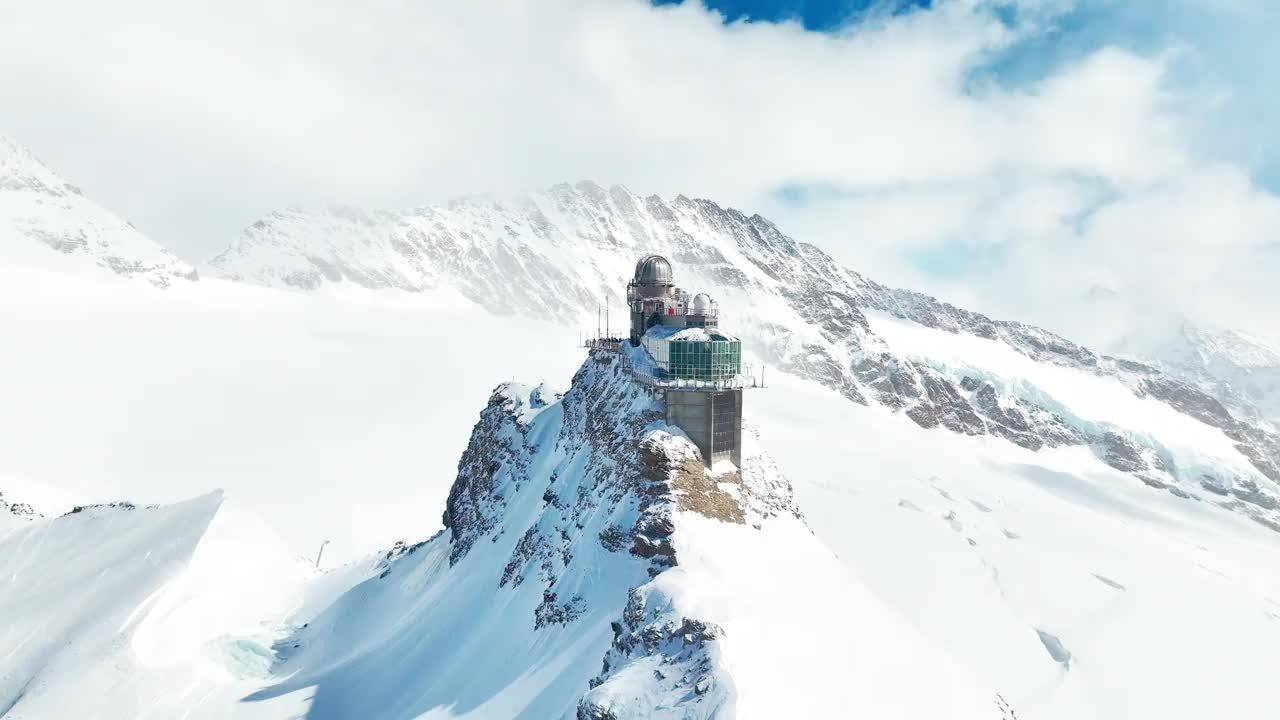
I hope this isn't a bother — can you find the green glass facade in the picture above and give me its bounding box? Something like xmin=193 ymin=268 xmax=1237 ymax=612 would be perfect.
xmin=666 ymin=336 xmax=742 ymax=381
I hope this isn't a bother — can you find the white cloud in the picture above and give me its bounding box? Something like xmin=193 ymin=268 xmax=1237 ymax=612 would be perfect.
xmin=0 ymin=0 xmax=1275 ymax=348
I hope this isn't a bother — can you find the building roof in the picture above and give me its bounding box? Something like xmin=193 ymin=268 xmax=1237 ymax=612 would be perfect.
xmin=644 ymin=325 xmax=739 ymax=343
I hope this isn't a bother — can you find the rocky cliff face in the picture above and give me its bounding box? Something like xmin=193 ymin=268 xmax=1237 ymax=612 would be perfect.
xmin=243 ymin=351 xmax=777 ymax=717
xmin=443 ymin=350 xmax=803 ymax=716
xmin=0 ymin=135 xmax=196 ymax=286
xmin=245 ymin=350 xmax=1007 ymax=718
xmin=209 ymin=181 xmax=1280 ymax=533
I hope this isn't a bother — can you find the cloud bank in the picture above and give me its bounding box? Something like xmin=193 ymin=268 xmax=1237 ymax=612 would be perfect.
xmin=1 ymin=0 xmax=1275 ymax=348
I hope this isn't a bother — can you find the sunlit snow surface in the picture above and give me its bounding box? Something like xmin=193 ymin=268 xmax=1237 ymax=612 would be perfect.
xmin=3 ymin=265 xmax=1280 ymax=718
xmin=0 ymin=493 xmax=228 ymax=717
xmin=752 ymin=369 xmax=1280 ymax=719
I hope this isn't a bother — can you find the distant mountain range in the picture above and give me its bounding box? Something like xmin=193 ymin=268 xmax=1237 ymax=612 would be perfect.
xmin=204 ymin=178 xmax=1280 ymax=533
xmin=5 ymin=134 xmax=1278 ymax=532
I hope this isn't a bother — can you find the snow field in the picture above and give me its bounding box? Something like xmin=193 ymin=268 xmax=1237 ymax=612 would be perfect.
xmin=750 ymin=369 xmax=1280 ymax=719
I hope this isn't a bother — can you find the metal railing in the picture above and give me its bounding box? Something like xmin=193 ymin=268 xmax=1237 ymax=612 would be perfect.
xmin=582 ymin=335 xmax=764 ymax=390
xmin=583 ymin=337 xmax=625 ymax=352
xmin=627 ymin=368 xmax=761 ymax=390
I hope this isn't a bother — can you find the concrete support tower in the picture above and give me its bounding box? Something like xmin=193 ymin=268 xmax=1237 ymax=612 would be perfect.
xmin=664 ymin=388 xmax=742 ymax=469
xmin=625 ymin=254 xmax=746 ymax=470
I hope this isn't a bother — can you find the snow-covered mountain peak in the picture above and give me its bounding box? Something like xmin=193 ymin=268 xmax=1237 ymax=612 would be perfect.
xmin=0 ymin=134 xmax=196 ymax=286
xmin=1180 ymin=323 xmax=1280 ymax=369
xmin=206 ymin=181 xmax=794 ymax=304
xmin=0 ymin=135 xmax=77 ymax=197
xmin=1118 ymin=320 xmax=1280 ymax=424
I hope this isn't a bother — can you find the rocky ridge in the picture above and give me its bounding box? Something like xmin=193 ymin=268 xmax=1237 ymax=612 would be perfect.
xmin=252 ymin=349 xmax=817 ymax=718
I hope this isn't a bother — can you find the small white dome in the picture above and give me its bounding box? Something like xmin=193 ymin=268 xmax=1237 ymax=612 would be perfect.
xmin=690 ymin=293 xmax=715 ymax=314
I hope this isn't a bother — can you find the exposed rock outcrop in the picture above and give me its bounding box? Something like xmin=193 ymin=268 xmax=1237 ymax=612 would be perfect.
xmin=0 ymin=491 xmax=38 ymax=520
xmin=579 ymin=588 xmax=734 ymax=719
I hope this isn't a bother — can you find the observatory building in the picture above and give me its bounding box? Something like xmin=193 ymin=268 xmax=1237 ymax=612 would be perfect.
xmin=624 ymin=255 xmax=748 ymax=470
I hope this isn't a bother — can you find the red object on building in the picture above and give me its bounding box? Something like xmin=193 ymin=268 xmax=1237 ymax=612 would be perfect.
xmin=668 ymin=308 xmax=675 ymax=315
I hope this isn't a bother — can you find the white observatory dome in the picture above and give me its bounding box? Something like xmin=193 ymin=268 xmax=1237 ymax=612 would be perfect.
xmin=690 ymin=292 xmax=715 ymax=315
xmin=634 ymin=255 xmax=674 ymax=285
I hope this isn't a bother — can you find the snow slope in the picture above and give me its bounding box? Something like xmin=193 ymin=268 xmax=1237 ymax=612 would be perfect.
xmin=666 ymin=512 xmax=1009 ymax=719
xmin=0 ymin=487 xmax=400 ymax=720
xmin=751 ymin=371 xmax=1280 ymax=720
xmin=0 ymin=494 xmax=223 ymax=716
xmin=0 ymin=135 xmax=196 ymax=286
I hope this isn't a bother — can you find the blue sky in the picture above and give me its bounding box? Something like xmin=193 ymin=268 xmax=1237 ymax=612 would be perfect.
xmin=985 ymin=0 xmax=1280 ymax=192
xmin=652 ymin=0 xmax=932 ymax=29
xmin=661 ymin=0 xmax=1278 ymax=192
xmin=663 ymin=0 xmax=1280 ymax=308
